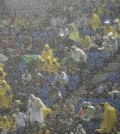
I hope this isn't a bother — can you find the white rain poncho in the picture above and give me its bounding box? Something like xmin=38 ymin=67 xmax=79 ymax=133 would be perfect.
xmin=28 ymin=94 xmax=44 ymax=125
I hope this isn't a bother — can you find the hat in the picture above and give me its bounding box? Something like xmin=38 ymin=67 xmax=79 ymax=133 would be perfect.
xmin=107 ymin=32 xmax=113 ymax=37
xmin=104 ymin=20 xmax=110 ymax=24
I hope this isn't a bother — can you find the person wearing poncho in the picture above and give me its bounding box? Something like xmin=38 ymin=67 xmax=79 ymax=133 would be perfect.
xmin=95 ymin=102 xmax=117 ymax=134
xmin=89 ymin=11 xmax=100 ymax=31
xmin=69 ymin=23 xmax=80 ymax=42
xmin=113 ymin=19 xmax=120 ymax=39
xmin=82 ymin=102 xmax=95 ymax=122
xmin=41 ymin=44 xmax=53 ymax=61
xmin=71 ymin=45 xmax=87 ymax=62
xmin=103 ymin=20 xmax=113 ymax=36
xmin=51 ymin=58 xmax=60 ymax=75
xmin=0 ymin=67 xmax=6 ymax=81
xmin=28 ymin=94 xmax=52 ymax=126
xmin=42 ymin=57 xmax=53 ymax=74
xmin=1 ymin=90 xmax=12 ymax=109
xmin=0 ymin=80 xmax=11 ymax=108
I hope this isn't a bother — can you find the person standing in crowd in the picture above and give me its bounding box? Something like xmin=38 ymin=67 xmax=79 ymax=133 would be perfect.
xmin=95 ymin=102 xmax=117 ymax=134
xmin=28 ymin=94 xmax=44 ymax=126
xmin=41 ymin=44 xmax=53 ymax=61
xmin=21 ymin=70 xmax=32 ymax=86
xmin=15 ymin=108 xmax=26 ymax=134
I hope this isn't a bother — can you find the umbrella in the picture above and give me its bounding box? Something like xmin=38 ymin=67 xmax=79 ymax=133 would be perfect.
xmin=0 ymin=54 xmax=8 ymax=62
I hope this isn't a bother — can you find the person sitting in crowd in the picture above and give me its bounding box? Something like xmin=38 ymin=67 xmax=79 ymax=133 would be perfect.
xmin=41 ymin=44 xmax=53 ymax=61
xmin=21 ymin=70 xmax=32 ymax=85
xmin=103 ymin=20 xmax=113 ymax=36
xmin=54 ymin=68 xmax=69 ymax=86
xmin=95 ymin=102 xmax=117 ymax=134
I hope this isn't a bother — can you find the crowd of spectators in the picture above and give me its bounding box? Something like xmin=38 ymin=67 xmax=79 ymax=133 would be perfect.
xmin=0 ymin=0 xmax=120 ymax=133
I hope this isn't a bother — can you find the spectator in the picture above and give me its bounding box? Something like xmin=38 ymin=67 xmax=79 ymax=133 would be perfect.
xmin=75 ymin=124 xmax=86 ymax=134
xmin=103 ymin=20 xmax=113 ymax=36
xmin=28 ymin=94 xmax=44 ymax=126
xmin=54 ymin=68 xmax=69 ymax=86
xmin=41 ymin=44 xmax=53 ymax=61
xmin=15 ymin=108 xmax=26 ymax=134
xmin=71 ymin=45 xmax=87 ymax=63
xmin=95 ymin=102 xmax=117 ymax=134
xmin=21 ymin=70 xmax=32 ymax=85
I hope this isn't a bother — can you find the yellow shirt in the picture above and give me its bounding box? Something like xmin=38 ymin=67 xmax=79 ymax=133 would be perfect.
xmin=1 ymin=121 xmax=10 ymax=129
xmin=89 ymin=13 xmax=100 ymax=30
xmin=80 ymin=36 xmax=91 ymax=48
xmin=103 ymin=26 xmax=113 ymax=36
xmin=41 ymin=50 xmax=53 ymax=61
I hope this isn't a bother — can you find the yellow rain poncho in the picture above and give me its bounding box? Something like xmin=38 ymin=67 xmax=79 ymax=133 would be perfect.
xmin=41 ymin=44 xmax=53 ymax=61
xmin=0 ymin=67 xmax=6 ymax=81
xmin=69 ymin=23 xmax=80 ymax=42
xmin=96 ymin=102 xmax=116 ymax=134
xmin=103 ymin=25 xmax=113 ymax=36
xmin=80 ymin=35 xmax=91 ymax=49
xmin=42 ymin=57 xmax=53 ymax=74
xmin=1 ymin=116 xmax=10 ymax=129
xmin=89 ymin=13 xmax=100 ymax=30
xmin=2 ymin=93 xmax=12 ymax=109
xmin=0 ymin=80 xmax=11 ymax=107
xmin=51 ymin=59 xmax=60 ymax=75
xmin=113 ymin=19 xmax=120 ymax=39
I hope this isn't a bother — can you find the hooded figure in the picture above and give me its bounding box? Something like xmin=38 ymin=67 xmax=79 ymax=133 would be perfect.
xmin=28 ymin=94 xmax=45 ymax=125
xmin=28 ymin=94 xmax=52 ymax=126
xmin=69 ymin=23 xmax=80 ymax=42
xmin=75 ymin=124 xmax=86 ymax=134
xmin=41 ymin=44 xmax=53 ymax=61
xmin=71 ymin=45 xmax=87 ymax=62
xmin=95 ymin=102 xmax=117 ymax=134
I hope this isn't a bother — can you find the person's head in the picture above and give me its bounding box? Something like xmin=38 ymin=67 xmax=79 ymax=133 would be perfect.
xmin=30 ymin=94 xmax=35 ymax=101
xmin=15 ymin=108 xmax=20 ymax=114
xmin=25 ymin=70 xmax=28 ymax=75
xmin=114 ymin=19 xmax=119 ymax=26
xmin=2 ymin=116 xmax=7 ymax=123
xmin=71 ymin=45 xmax=77 ymax=52
xmin=77 ymin=124 xmax=83 ymax=132
xmin=44 ymin=44 xmax=50 ymax=51
xmin=107 ymin=32 xmax=113 ymax=38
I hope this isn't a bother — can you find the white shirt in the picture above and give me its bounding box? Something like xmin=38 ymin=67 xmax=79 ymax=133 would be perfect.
xmin=15 ymin=112 xmax=26 ymax=128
